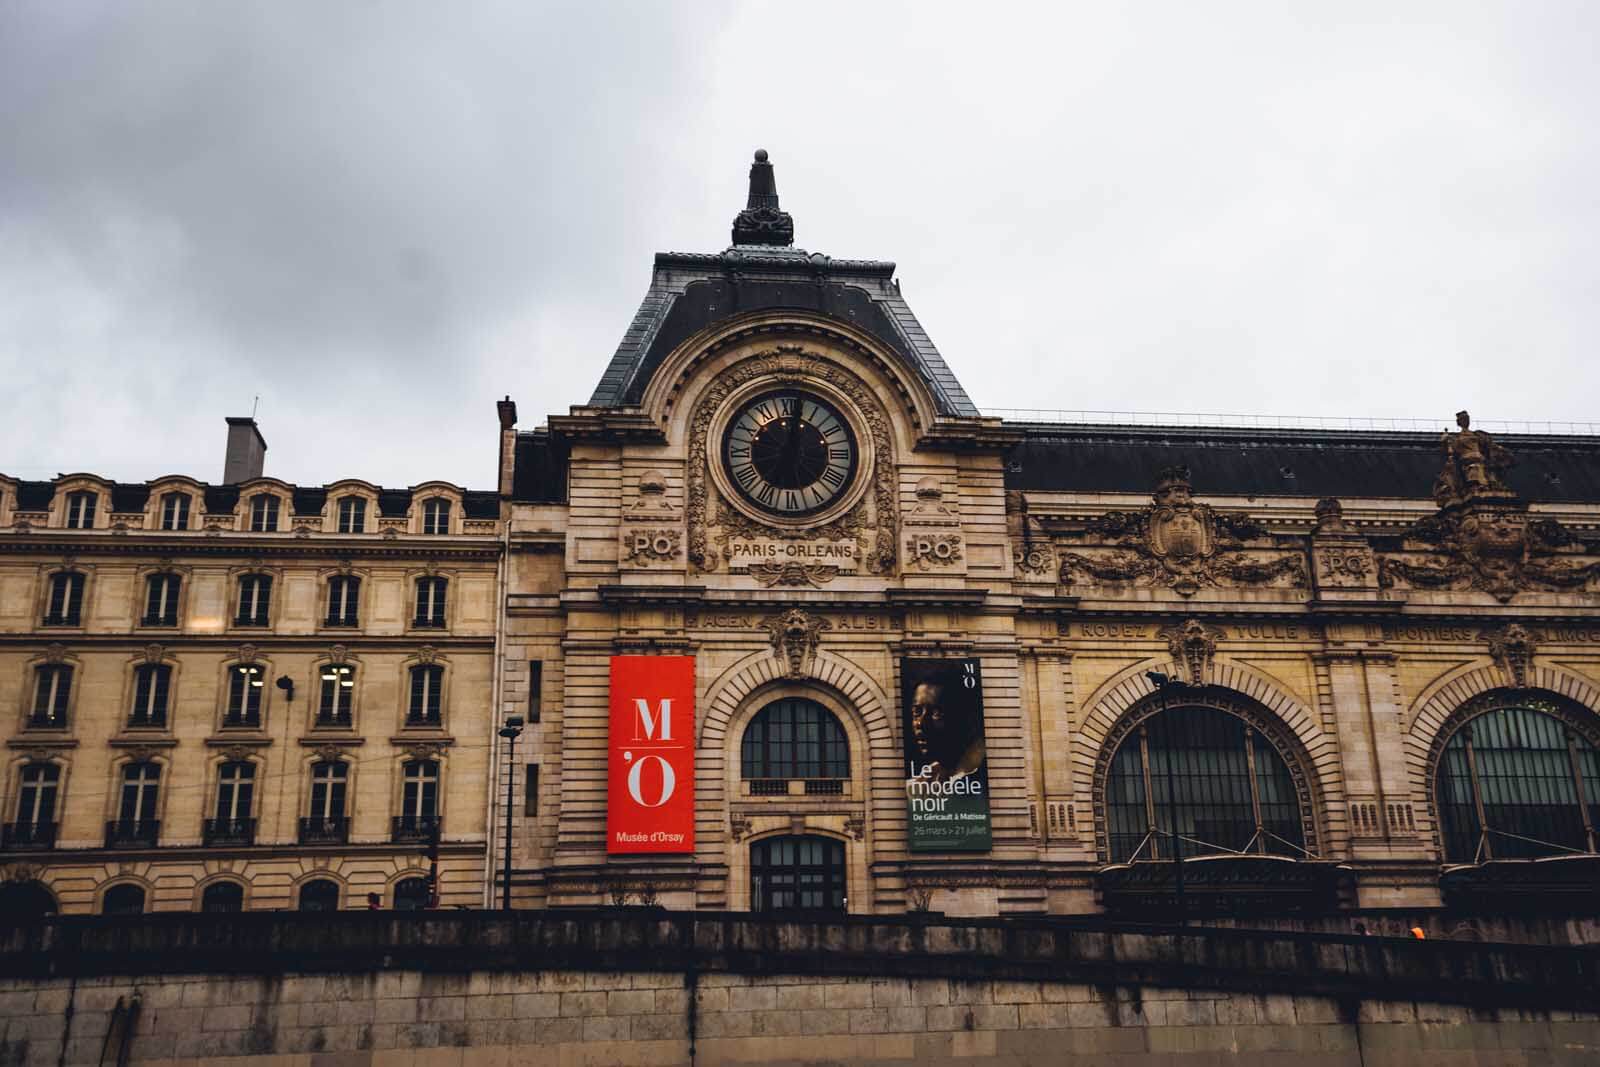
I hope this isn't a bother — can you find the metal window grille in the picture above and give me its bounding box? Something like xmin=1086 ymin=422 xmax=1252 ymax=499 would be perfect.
xmin=1105 ymin=705 xmax=1307 ymax=863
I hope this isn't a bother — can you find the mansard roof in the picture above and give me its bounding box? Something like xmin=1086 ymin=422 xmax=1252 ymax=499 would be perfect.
xmin=1004 ymin=423 xmax=1600 ymax=503
xmin=9 ymin=474 xmax=498 ymax=519
xmin=587 ymin=152 xmax=978 ymax=418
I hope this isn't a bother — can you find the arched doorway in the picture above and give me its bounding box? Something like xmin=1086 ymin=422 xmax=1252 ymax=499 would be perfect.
xmin=749 ymin=835 xmax=846 ymax=912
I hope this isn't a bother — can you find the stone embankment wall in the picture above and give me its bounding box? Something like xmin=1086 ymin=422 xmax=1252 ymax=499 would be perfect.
xmin=1 ymin=911 xmax=1597 ymax=1066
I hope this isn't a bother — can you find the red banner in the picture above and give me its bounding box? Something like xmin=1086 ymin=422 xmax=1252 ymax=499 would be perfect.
xmin=606 ymin=655 xmax=695 ymax=854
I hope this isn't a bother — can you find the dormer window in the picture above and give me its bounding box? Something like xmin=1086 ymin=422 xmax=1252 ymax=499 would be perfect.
xmin=159 ymin=492 xmax=191 ymax=531
xmin=249 ymin=494 xmax=280 ymax=532
xmin=421 ymin=498 xmax=451 ymax=535
xmin=64 ymin=492 xmax=96 ymax=529
xmin=337 ymin=496 xmax=367 ymax=534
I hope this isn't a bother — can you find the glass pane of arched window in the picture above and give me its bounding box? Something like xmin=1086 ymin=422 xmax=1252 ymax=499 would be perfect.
xmin=393 ymin=877 xmax=431 ymax=910
xmin=201 ymin=881 xmax=244 ymax=913
xmin=1105 ymin=706 xmax=1305 ymax=863
xmin=102 ymin=883 xmax=145 ymax=916
xmin=1438 ymin=706 xmax=1600 ymax=863
xmin=750 ymin=835 xmax=846 ymax=912
xmin=740 ymin=699 xmax=848 ymax=786
xmin=0 ymin=881 xmax=56 ymax=918
xmin=298 ymin=879 xmax=340 ymax=912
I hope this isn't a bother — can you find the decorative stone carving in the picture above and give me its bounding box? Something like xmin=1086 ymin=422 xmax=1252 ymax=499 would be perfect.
xmin=328 ymin=644 xmax=350 ymax=665
xmin=626 ymin=471 xmax=679 ymax=521
xmin=1058 ymin=466 xmax=1306 ymax=596
xmin=748 ymin=561 xmax=837 ymax=587
xmin=1485 ymin=623 xmax=1539 ymax=689
xmin=382 ymin=527 xmax=399 ymax=540
xmin=1160 ymin=618 xmax=1223 ymax=686
xmin=621 ymin=528 xmax=681 ymax=565
xmin=43 ymin=644 xmax=68 ymax=665
xmin=1379 ymin=495 xmax=1599 ymax=603
xmin=1319 ymin=549 xmax=1373 ymax=583
xmin=904 ymin=533 xmax=963 ymax=570
xmin=844 ymin=815 xmax=865 ymax=840
xmin=237 ymin=644 xmax=259 ymax=665
xmin=313 ymin=745 xmax=346 ymax=763
xmin=686 ymin=347 xmax=896 ymax=578
xmin=729 ymin=815 xmax=751 ymax=842
xmin=1314 ymin=497 xmax=1352 ymax=534
xmin=416 ymin=645 xmax=438 ymax=665
xmin=221 ymin=745 xmax=256 ymax=762
xmin=1013 ymin=542 xmax=1055 ymax=578
xmin=124 ymin=745 xmax=160 ymax=763
xmin=140 ymin=644 xmax=165 ymax=665
xmin=404 ymin=743 xmax=446 ymax=761
xmin=907 ymin=477 xmax=956 ymax=524
xmin=1435 ymin=410 xmax=1515 ymax=508
xmin=762 ymin=608 xmax=831 ymax=680
xmin=294 ymin=523 xmax=313 ymax=539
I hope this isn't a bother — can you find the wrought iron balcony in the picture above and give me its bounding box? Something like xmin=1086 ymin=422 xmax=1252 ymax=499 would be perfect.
xmin=2 ymin=821 xmax=57 ymax=850
xmin=748 ymin=779 xmax=790 ymax=796
xmin=314 ymin=711 xmax=353 ymax=729
xmin=298 ymin=816 xmax=349 ymax=845
xmin=203 ymin=817 xmax=256 ymax=847
xmin=25 ymin=711 xmax=67 ymax=730
xmin=804 ymin=779 xmax=845 ymax=796
xmin=391 ymin=815 xmax=440 ymax=844
xmin=104 ymin=819 xmax=160 ymax=848
xmin=221 ymin=711 xmax=261 ymax=729
xmin=126 ymin=712 xmax=167 ymax=729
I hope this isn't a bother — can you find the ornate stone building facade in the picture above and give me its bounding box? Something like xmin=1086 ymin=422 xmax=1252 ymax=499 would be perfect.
xmin=6 ymin=152 xmax=1600 ymax=922
xmin=0 ymin=424 xmax=502 ymax=914
xmin=491 ymin=152 xmax=1600 ymax=918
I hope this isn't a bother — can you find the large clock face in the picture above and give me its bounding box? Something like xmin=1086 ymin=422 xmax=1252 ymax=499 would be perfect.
xmin=721 ymin=390 xmax=858 ymax=517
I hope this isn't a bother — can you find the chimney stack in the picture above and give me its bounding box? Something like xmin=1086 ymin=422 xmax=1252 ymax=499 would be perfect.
xmin=223 ymin=417 xmax=267 ymax=483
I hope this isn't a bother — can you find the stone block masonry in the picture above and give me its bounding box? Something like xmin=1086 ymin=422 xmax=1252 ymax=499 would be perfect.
xmin=1 ymin=911 xmax=1597 ymax=1065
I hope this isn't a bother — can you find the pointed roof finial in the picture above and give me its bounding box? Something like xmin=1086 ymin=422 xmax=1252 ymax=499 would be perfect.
xmin=732 ymin=148 xmax=794 ymax=246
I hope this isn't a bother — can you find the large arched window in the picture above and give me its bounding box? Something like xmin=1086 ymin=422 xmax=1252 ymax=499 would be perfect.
xmin=1436 ymin=701 xmax=1600 ymax=863
xmin=298 ymin=878 xmax=340 ymax=912
xmin=393 ymin=876 xmax=431 ymax=911
xmin=201 ymin=881 xmax=245 ymax=913
xmin=0 ymin=880 xmax=56 ymax=918
xmin=750 ymin=835 xmax=846 ymax=912
xmin=740 ymin=698 xmax=848 ymax=795
xmin=1105 ymin=706 xmax=1305 ymax=863
xmin=102 ymin=883 xmax=145 ymax=916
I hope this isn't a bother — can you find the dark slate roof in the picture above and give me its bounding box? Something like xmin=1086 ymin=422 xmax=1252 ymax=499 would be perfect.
xmin=15 ymin=482 xmax=54 ymax=510
xmin=1005 ymin=424 xmax=1600 ymax=503
xmin=292 ymin=488 xmax=327 ymax=516
xmin=377 ymin=490 xmax=412 ymax=518
xmin=511 ymin=431 xmax=569 ymax=503
xmin=463 ymin=491 xmax=499 ymax=519
xmin=111 ymin=485 xmax=150 ymax=512
xmin=204 ymin=486 xmax=241 ymax=513
xmin=587 ymin=247 xmax=979 ymax=418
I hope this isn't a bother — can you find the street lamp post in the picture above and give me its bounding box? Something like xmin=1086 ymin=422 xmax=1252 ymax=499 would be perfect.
xmin=498 ymin=715 xmax=524 ymax=911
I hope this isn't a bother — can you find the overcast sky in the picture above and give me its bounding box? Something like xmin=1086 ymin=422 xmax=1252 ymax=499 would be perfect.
xmin=3 ymin=2 xmax=1596 ymax=490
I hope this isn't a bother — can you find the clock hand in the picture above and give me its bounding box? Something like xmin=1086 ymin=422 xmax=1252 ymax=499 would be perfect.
xmin=779 ymin=393 xmax=804 ymax=482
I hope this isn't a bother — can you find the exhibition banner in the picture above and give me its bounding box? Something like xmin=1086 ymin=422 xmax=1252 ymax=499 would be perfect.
xmin=901 ymin=657 xmax=992 ymax=852
xmin=606 ymin=655 xmax=695 ymax=854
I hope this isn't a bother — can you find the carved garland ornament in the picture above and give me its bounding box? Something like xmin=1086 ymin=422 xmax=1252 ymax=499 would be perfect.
xmin=686 ymin=347 xmax=897 ymax=577
xmin=1057 ymin=466 xmax=1306 ymax=597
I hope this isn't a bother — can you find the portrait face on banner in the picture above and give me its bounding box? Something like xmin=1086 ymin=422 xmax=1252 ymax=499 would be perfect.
xmin=901 ymin=658 xmax=992 ymax=852
xmin=607 ymin=655 xmax=696 ymax=854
